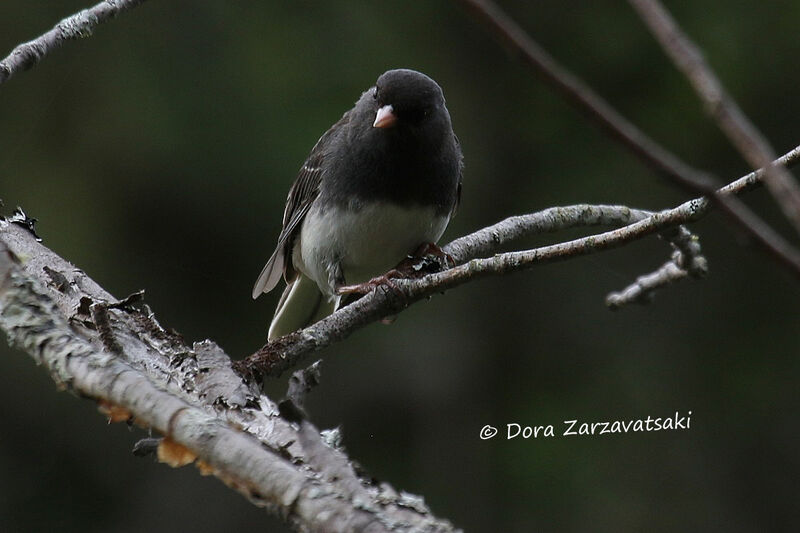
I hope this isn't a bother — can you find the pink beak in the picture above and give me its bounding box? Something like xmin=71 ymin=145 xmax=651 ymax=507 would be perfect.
xmin=373 ymin=104 xmax=397 ymax=128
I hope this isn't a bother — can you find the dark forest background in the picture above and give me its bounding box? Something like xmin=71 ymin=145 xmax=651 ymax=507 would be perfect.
xmin=1 ymin=1 xmax=799 ymax=531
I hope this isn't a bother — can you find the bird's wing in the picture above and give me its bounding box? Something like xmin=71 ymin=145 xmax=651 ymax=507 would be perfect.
xmin=252 ymin=111 xmax=352 ymax=299
xmin=451 ymin=133 xmax=464 ymax=217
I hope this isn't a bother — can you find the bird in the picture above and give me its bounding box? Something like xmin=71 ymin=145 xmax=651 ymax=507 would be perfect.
xmin=253 ymin=68 xmax=463 ymax=340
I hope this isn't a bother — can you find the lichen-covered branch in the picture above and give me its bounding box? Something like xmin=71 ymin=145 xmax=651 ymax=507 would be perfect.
xmin=0 ymin=0 xmax=149 ymax=85
xmin=605 ymin=225 xmax=708 ymax=310
xmin=240 ymin=204 xmax=701 ymax=378
xmin=238 ymin=143 xmax=800 ymax=378
xmin=0 ymin=221 xmax=458 ymax=533
xmin=606 ymin=250 xmax=704 ymax=309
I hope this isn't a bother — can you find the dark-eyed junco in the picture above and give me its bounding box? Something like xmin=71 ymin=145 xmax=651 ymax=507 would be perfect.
xmin=253 ymin=68 xmax=463 ymax=340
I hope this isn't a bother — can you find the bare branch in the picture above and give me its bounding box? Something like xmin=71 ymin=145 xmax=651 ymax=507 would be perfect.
xmin=665 ymin=226 xmax=708 ymax=278
xmin=0 ymin=222 xmax=458 ymax=533
xmin=238 ymin=143 xmax=800 ymax=377
xmin=240 ymin=205 xmax=692 ymax=377
xmin=606 ymin=250 xmax=706 ymax=309
xmin=0 ymin=0 xmax=148 ymax=86
xmin=627 ymin=0 xmax=800 ymax=236
xmin=606 ymin=225 xmax=708 ymax=309
xmin=454 ymin=0 xmax=800 ymax=277
xmin=444 ymin=205 xmax=651 ymax=262
xmin=241 ymin=205 xmax=700 ymax=377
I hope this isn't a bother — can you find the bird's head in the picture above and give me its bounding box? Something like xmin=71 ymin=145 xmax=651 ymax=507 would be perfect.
xmin=370 ymin=69 xmax=447 ymax=130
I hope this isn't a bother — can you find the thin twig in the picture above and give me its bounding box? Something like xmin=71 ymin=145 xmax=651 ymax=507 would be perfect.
xmin=606 ymin=252 xmax=694 ymax=309
xmin=664 ymin=226 xmax=707 ymax=278
xmin=443 ymin=205 xmax=652 ymax=262
xmin=278 ymin=360 xmax=323 ymax=423
xmin=606 ymin=223 xmax=709 ymax=310
xmin=0 ymin=0 xmax=148 ymax=85
xmin=627 ymin=0 xmax=800 ymax=237
xmin=454 ymin=0 xmax=800 ymax=276
xmin=237 ymin=143 xmax=800 ymax=377
xmin=243 ymin=204 xmax=689 ymax=377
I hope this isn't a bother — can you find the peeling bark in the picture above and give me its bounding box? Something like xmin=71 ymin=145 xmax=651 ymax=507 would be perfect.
xmin=0 ymin=220 xmax=458 ymax=533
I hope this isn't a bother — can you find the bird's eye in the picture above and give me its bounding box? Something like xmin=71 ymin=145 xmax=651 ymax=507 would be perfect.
xmin=373 ymin=87 xmax=378 ymax=99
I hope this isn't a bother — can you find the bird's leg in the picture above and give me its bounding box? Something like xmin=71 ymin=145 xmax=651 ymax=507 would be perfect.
xmin=335 ymin=242 xmax=455 ymax=296
xmin=335 ymin=269 xmax=404 ymax=296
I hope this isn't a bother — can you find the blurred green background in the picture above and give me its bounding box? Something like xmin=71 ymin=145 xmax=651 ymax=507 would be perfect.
xmin=2 ymin=1 xmax=799 ymax=531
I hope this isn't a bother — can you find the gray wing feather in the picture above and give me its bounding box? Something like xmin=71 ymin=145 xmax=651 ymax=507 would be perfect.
xmin=252 ymin=246 xmax=285 ymax=298
xmin=451 ymin=133 xmax=463 ymax=217
xmin=252 ymin=110 xmax=352 ymax=299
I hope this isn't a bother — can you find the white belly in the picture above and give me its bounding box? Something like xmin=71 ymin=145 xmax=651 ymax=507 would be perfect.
xmin=295 ymin=202 xmax=450 ymax=298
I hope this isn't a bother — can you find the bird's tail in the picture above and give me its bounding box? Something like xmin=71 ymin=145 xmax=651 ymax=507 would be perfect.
xmin=268 ymin=274 xmax=335 ymax=340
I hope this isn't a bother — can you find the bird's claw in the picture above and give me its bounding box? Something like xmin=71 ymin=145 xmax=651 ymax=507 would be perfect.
xmin=396 ymin=242 xmax=455 ymax=277
xmin=335 ymin=243 xmax=455 ymax=297
xmin=418 ymin=242 xmax=455 ymax=268
xmin=336 ymin=269 xmax=404 ymax=296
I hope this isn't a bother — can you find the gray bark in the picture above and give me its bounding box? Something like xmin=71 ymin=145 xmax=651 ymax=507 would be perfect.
xmin=0 ymin=218 xmax=458 ymax=533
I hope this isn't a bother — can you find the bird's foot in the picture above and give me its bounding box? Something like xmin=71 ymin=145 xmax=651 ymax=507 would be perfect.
xmin=386 ymin=242 xmax=456 ymax=282
xmin=401 ymin=242 xmax=455 ymax=276
xmin=336 ymin=269 xmax=405 ymax=296
xmin=335 ymin=243 xmax=454 ymax=297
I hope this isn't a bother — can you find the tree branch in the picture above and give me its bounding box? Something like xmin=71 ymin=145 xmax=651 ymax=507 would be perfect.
xmin=454 ymin=0 xmax=800 ymax=277
xmin=4 ymin=3 xmax=799 ymax=528
xmin=3 ymin=143 xmax=797 ymax=533
xmin=237 ymin=143 xmax=800 ymax=378
xmin=606 ymin=249 xmax=705 ymax=309
xmin=0 ymin=0 xmax=148 ymax=86
xmin=0 ymin=220 xmax=458 ymax=533
xmin=606 ymin=222 xmax=708 ymax=310
xmin=627 ymin=0 xmax=800 ymax=237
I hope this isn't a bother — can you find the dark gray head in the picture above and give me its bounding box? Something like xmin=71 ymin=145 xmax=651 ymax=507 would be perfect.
xmin=370 ymin=69 xmax=447 ymax=129
xmin=326 ymin=68 xmax=460 ymax=211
